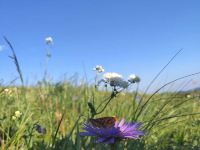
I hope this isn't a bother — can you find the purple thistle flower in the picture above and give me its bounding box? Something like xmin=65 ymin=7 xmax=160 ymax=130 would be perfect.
xmin=79 ymin=119 xmax=144 ymax=144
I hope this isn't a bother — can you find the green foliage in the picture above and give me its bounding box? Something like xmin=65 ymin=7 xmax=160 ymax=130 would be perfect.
xmin=0 ymin=83 xmax=200 ymax=150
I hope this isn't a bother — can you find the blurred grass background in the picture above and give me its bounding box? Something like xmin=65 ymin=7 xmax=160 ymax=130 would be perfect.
xmin=0 ymin=80 xmax=199 ymax=150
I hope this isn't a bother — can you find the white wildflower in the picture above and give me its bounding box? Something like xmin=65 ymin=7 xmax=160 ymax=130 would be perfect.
xmin=128 ymin=74 xmax=140 ymax=83
xmin=103 ymin=73 xmax=122 ymax=80
xmin=15 ymin=111 xmax=22 ymax=118
xmin=3 ymin=88 xmax=12 ymax=95
xmin=4 ymin=88 xmax=9 ymax=92
xmin=45 ymin=36 xmax=53 ymax=45
xmin=12 ymin=116 xmax=17 ymax=121
xmin=186 ymin=94 xmax=191 ymax=98
xmin=93 ymin=65 xmax=104 ymax=73
xmin=103 ymin=72 xmax=126 ymax=87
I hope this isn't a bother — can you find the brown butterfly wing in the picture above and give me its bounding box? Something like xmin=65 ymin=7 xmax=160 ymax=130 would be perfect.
xmin=89 ymin=117 xmax=117 ymax=128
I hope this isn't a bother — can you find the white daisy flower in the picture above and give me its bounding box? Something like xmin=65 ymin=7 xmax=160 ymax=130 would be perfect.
xmin=93 ymin=65 xmax=104 ymax=73
xmin=45 ymin=36 xmax=53 ymax=45
xmin=128 ymin=74 xmax=140 ymax=83
xmin=103 ymin=72 xmax=122 ymax=80
xmin=103 ymin=72 xmax=126 ymax=87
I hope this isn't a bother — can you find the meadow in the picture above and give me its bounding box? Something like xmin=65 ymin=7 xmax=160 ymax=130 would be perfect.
xmin=0 ymin=80 xmax=200 ymax=150
xmin=0 ymin=39 xmax=200 ymax=150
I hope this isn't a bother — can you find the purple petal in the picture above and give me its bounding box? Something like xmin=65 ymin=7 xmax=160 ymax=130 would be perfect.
xmin=79 ymin=119 xmax=144 ymax=144
xmin=104 ymin=137 xmax=115 ymax=144
xmin=95 ymin=137 xmax=107 ymax=143
xmin=118 ymin=119 xmax=125 ymax=127
xmin=79 ymin=132 xmax=97 ymax=136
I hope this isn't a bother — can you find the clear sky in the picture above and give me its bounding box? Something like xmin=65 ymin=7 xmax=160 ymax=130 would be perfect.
xmin=0 ymin=0 xmax=200 ymax=90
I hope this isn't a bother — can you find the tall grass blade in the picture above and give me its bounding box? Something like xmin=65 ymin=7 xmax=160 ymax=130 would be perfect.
xmin=3 ymin=36 xmax=24 ymax=85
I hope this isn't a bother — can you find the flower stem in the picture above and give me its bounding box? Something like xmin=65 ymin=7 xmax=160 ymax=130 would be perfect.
xmin=110 ymin=144 xmax=117 ymax=150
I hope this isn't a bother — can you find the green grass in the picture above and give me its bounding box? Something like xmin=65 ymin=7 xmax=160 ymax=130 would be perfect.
xmin=0 ymin=81 xmax=200 ymax=150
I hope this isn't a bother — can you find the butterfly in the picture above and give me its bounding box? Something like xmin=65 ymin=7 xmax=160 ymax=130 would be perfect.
xmin=89 ymin=116 xmax=118 ymax=128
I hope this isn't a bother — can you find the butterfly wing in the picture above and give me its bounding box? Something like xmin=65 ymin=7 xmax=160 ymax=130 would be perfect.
xmin=89 ymin=116 xmax=117 ymax=128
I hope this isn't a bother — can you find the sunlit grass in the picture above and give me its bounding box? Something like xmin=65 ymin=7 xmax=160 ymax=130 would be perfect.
xmin=0 ymin=81 xmax=200 ymax=149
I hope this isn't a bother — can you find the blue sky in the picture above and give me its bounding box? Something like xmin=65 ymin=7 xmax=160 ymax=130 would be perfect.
xmin=0 ymin=0 xmax=200 ymax=90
